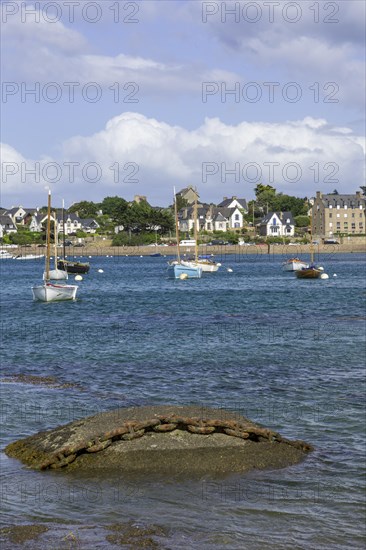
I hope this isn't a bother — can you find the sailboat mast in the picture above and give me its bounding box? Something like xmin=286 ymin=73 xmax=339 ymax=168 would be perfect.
xmin=53 ymin=211 xmax=58 ymax=269
xmin=62 ymin=199 xmax=66 ymax=261
xmin=45 ymin=190 xmax=51 ymax=281
xmin=174 ymin=187 xmax=180 ymax=262
xmin=309 ymin=202 xmax=314 ymax=264
xmin=194 ymin=190 xmax=199 ymax=261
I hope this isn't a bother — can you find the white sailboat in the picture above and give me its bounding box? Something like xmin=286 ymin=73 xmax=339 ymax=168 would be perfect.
xmin=167 ymin=188 xmax=202 ymax=279
xmin=32 ymin=191 xmax=78 ymax=302
xmin=181 ymin=191 xmax=219 ymax=273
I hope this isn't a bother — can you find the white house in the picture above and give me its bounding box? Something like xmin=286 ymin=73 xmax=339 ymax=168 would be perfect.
xmin=178 ymin=205 xmax=245 ymax=233
xmin=259 ymin=212 xmax=295 ymax=237
xmin=0 ymin=215 xmax=18 ymax=238
xmin=29 ymin=212 xmax=99 ymax=235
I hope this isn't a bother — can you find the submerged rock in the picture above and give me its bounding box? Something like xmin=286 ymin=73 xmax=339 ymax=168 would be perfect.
xmin=5 ymin=405 xmax=313 ymax=474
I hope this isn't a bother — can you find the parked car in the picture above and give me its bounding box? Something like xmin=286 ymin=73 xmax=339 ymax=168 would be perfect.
xmin=74 ymin=243 xmax=85 ymax=247
xmin=324 ymin=239 xmax=340 ymax=244
xmin=207 ymin=240 xmax=229 ymax=245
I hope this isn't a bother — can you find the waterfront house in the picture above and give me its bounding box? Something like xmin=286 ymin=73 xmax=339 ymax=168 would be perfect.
xmin=178 ymin=204 xmax=245 ymax=233
xmin=0 ymin=215 xmax=18 ymax=238
xmin=259 ymin=212 xmax=295 ymax=237
xmin=312 ymin=191 xmax=365 ymax=238
xmin=217 ymin=196 xmax=248 ymax=213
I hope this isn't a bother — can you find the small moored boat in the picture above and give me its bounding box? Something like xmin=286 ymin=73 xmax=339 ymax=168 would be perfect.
xmin=283 ymin=258 xmax=308 ymax=272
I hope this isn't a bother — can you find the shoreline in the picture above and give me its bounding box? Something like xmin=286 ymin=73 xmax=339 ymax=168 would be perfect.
xmin=5 ymin=242 xmax=366 ymax=257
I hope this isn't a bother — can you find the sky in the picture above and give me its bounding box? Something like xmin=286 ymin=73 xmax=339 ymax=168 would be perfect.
xmin=1 ymin=0 xmax=365 ymax=208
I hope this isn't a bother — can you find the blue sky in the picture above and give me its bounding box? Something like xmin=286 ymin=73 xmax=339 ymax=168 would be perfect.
xmin=1 ymin=0 xmax=365 ymax=208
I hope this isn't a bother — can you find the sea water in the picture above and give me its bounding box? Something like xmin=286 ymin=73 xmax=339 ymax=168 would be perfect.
xmin=0 ymin=251 xmax=365 ymax=549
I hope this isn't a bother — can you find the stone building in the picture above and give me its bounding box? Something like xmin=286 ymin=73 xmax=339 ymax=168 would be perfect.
xmin=312 ymin=191 xmax=365 ymax=237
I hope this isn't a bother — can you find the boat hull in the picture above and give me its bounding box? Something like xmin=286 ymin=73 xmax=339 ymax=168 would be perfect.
xmin=167 ymin=262 xmax=202 ymax=279
xmin=283 ymin=259 xmax=309 ymax=272
xmin=296 ymin=267 xmax=322 ymax=279
xmin=32 ymin=282 xmax=78 ymax=302
xmin=57 ymin=260 xmax=90 ymax=274
xmin=181 ymin=259 xmax=219 ymax=273
xmin=14 ymin=254 xmax=44 ymax=260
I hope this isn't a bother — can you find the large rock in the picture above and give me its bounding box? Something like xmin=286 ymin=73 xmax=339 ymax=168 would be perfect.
xmin=5 ymin=405 xmax=313 ymax=474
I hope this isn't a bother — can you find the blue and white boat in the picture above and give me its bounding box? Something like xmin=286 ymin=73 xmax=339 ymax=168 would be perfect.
xmin=167 ymin=260 xmax=202 ymax=279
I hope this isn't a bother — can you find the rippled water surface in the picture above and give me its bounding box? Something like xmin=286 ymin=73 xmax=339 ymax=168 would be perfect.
xmin=1 ymin=252 xmax=365 ymax=548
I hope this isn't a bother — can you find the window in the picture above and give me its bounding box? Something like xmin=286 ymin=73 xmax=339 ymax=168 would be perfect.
xmin=336 ymin=222 xmax=341 ymax=228
xmin=351 ymin=223 xmax=355 ymax=229
xmin=336 ymin=213 xmax=340 ymax=218
xmin=344 ymin=213 xmax=348 ymax=218
xmin=329 ymin=213 xmax=332 ymax=218
xmin=344 ymin=205 xmax=347 ymax=209
xmin=360 ymin=205 xmax=363 ymax=210
xmin=352 ymin=213 xmax=355 ymax=218
xmin=329 ymin=222 xmax=333 ymax=227
xmin=360 ymin=223 xmax=364 ymax=228
xmin=235 ymin=214 xmax=239 ymax=221
xmin=337 ymin=205 xmax=340 ymax=209
xmin=329 ymin=205 xmax=333 ymax=209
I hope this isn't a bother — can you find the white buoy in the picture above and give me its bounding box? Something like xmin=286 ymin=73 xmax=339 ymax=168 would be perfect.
xmin=318 ymin=266 xmax=324 ymax=271
xmin=89 ymin=256 xmax=92 ymax=258
xmin=320 ymin=273 xmax=329 ymax=279
xmin=227 ymin=268 xmax=233 ymax=273
xmin=98 ymin=269 xmax=104 ymax=273
xmin=333 ymin=274 xmax=337 ymax=277
xmin=217 ymin=263 xmax=222 ymax=267
xmin=179 ymin=273 xmax=188 ymax=280
xmin=140 ymin=255 xmax=143 ymax=258
xmin=75 ymin=275 xmax=83 ymax=281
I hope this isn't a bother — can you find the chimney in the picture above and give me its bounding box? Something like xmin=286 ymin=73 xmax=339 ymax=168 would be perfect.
xmin=232 ymin=196 xmax=237 ymax=199
xmin=223 ymin=196 xmax=228 ymax=200
xmin=316 ymin=191 xmax=322 ymax=199
xmin=355 ymin=191 xmax=361 ymax=198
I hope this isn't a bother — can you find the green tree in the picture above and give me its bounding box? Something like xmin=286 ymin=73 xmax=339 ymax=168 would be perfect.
xmin=294 ymin=215 xmax=310 ymax=227
xmin=254 ymin=184 xmax=277 ymax=211
xmin=68 ymin=201 xmax=99 ymax=218
xmin=273 ymin=194 xmax=308 ymax=216
xmin=175 ymin=195 xmax=189 ymax=211
xmin=100 ymin=196 xmax=129 ymax=224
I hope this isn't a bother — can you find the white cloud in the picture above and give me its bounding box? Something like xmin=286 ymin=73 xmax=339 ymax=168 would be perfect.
xmin=2 ymin=113 xmax=364 ymax=206
xmin=194 ymin=0 xmax=365 ymax=110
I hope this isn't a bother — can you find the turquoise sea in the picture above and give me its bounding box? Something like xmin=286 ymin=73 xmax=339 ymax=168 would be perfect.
xmin=0 ymin=250 xmax=365 ymax=549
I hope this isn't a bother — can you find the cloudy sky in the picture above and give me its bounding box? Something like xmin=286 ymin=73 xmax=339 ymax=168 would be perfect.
xmin=1 ymin=0 xmax=365 ymax=208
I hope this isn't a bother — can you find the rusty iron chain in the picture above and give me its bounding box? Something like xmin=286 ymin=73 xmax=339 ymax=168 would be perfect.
xmin=40 ymin=414 xmax=313 ymax=470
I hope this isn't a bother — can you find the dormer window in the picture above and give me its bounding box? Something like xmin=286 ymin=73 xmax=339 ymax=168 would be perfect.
xmin=329 ymin=205 xmax=333 ymax=209
xmin=337 ymin=205 xmax=340 ymax=209
xmin=344 ymin=205 xmax=347 ymax=209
